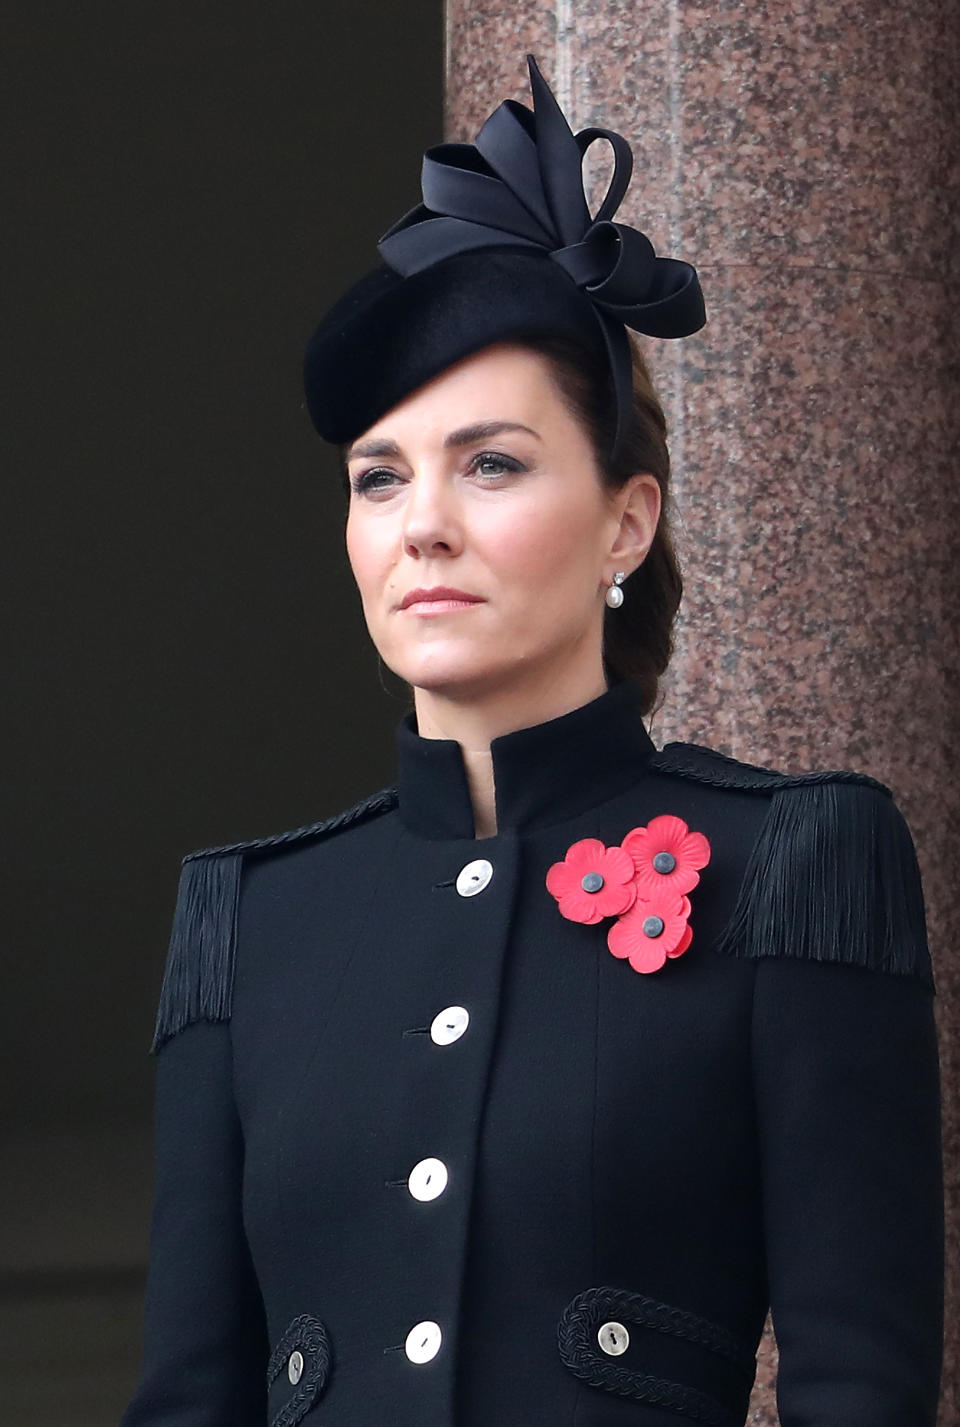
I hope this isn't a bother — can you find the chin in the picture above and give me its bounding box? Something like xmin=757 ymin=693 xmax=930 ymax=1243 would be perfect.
xmin=386 ymin=645 xmax=524 ymax=701
xmin=399 ymin=663 xmax=505 ymax=700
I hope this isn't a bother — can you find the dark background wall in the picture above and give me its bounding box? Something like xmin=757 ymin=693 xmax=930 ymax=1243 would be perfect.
xmin=1 ymin=6 xmax=443 ymax=1420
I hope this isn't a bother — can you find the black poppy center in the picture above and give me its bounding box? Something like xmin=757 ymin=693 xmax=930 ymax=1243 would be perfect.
xmin=652 ymin=851 xmax=676 ymax=874
xmin=581 ymin=872 xmax=605 ymax=893
xmin=642 ymin=915 xmax=665 ymax=938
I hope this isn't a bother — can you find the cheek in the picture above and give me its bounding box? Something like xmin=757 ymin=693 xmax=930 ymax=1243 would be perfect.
xmin=345 ymin=512 xmax=392 ymax=601
xmin=481 ymin=494 xmax=604 ymax=594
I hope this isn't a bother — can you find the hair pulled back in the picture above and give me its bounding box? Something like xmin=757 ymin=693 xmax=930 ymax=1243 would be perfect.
xmin=519 ymin=331 xmax=683 ymax=717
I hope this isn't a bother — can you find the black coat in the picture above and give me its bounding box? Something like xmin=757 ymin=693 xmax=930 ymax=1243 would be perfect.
xmin=121 ymin=682 xmax=943 ymax=1427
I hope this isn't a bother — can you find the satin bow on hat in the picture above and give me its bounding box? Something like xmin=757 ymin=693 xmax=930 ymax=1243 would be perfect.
xmin=377 ymin=54 xmax=705 ymax=459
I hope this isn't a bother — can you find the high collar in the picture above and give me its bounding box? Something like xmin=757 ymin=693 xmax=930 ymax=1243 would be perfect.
xmin=395 ymin=681 xmax=657 ymax=840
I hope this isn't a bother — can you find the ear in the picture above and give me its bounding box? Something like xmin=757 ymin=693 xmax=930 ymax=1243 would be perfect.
xmin=605 ymin=473 xmax=661 ymax=578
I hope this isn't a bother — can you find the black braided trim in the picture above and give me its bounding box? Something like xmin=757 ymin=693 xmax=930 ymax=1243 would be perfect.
xmin=558 ymin=1287 xmax=755 ymax=1427
xmin=267 ymin=1314 xmax=332 ymax=1427
xmin=650 ymin=742 xmax=891 ymax=798
xmin=183 ymin=785 xmax=399 ymax=863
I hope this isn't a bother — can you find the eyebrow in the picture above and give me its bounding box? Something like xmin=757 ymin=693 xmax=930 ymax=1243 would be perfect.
xmin=345 ymin=420 xmax=542 ymax=463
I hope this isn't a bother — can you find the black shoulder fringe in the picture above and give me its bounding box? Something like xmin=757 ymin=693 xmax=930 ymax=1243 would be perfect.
xmin=714 ymin=780 xmax=933 ymax=987
xmin=150 ymin=850 xmax=242 ymax=1054
xmin=650 ymin=743 xmax=932 ymax=988
xmin=150 ymin=787 xmax=398 ymax=1053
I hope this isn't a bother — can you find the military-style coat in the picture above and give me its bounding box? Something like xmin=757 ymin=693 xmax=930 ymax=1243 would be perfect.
xmin=121 ymin=682 xmax=943 ymax=1427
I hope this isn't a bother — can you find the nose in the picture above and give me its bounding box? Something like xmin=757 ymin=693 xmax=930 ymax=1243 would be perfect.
xmin=401 ymin=471 xmax=464 ymax=560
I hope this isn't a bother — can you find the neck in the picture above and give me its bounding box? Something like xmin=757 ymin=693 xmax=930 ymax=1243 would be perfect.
xmin=412 ymin=661 xmax=609 ymax=839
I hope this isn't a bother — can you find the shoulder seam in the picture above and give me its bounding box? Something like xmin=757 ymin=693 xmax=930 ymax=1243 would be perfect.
xmin=650 ymin=742 xmax=892 ymax=797
xmin=182 ymin=785 xmax=400 ymax=863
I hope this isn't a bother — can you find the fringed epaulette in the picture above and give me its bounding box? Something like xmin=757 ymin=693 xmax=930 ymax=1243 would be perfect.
xmin=150 ymin=786 xmax=398 ymax=1053
xmin=649 ymin=742 xmax=933 ymax=988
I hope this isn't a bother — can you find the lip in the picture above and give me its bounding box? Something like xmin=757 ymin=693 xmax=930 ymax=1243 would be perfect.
xmin=399 ymin=586 xmax=485 ymax=612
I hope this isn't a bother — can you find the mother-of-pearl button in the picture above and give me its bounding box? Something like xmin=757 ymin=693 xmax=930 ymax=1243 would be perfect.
xmin=407 ymin=1157 xmax=448 ymax=1201
xmin=430 ymin=1006 xmax=470 ymax=1045
xmin=287 ymin=1349 xmax=304 ymax=1384
xmin=455 ymin=859 xmax=493 ymax=897
xmin=598 ymin=1321 xmax=630 ymax=1356
xmin=405 ymin=1320 xmax=442 ymax=1363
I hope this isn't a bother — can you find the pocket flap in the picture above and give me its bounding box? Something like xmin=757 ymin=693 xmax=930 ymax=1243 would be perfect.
xmin=558 ymin=1286 xmax=756 ymax=1426
xmin=267 ymin=1314 xmax=333 ymax=1427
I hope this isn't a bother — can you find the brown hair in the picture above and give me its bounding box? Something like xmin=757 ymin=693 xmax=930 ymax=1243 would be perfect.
xmin=521 ymin=330 xmax=683 ymax=716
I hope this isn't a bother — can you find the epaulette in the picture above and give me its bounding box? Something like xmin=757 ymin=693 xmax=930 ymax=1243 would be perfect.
xmin=150 ymin=786 xmax=398 ymax=1053
xmin=649 ymin=742 xmax=933 ymax=988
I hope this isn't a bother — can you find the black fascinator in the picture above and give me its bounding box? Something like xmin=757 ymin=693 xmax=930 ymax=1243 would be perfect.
xmin=304 ymin=55 xmax=705 ymax=460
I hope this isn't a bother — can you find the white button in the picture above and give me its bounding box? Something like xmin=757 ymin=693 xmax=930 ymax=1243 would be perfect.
xmin=430 ymin=1006 xmax=470 ymax=1045
xmin=404 ymin=1319 xmax=442 ymax=1363
xmin=407 ymin=1156 xmax=448 ymax=1202
xmin=598 ymin=1320 xmax=630 ymax=1356
xmin=456 ymin=859 xmax=493 ymax=896
xmin=287 ymin=1349 xmax=304 ymax=1384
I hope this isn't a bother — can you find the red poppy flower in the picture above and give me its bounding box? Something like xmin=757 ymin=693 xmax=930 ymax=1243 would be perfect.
xmin=545 ymin=838 xmax=637 ymax=925
xmin=622 ymin=815 xmax=711 ymax=897
xmin=607 ymin=892 xmax=692 ymax=974
xmin=668 ymin=921 xmax=693 ymax=959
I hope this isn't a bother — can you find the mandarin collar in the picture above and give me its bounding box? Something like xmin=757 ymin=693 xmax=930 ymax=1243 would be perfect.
xmin=394 ymin=681 xmax=657 ymax=840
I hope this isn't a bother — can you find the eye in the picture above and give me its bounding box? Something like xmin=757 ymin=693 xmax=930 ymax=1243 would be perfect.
xmin=469 ymin=451 xmax=526 ymax=480
xmin=349 ymin=467 xmax=403 ymax=497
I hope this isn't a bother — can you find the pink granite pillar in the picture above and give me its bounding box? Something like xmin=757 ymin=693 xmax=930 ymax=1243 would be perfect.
xmin=447 ymin=4 xmax=960 ymax=1423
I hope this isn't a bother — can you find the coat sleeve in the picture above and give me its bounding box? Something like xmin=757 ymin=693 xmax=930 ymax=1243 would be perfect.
xmin=747 ymin=784 xmax=944 ymax=1426
xmin=122 ymin=857 xmax=269 ymax=1426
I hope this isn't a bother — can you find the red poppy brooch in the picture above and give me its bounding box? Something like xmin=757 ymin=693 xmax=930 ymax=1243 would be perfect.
xmin=545 ymin=815 xmax=711 ymax=974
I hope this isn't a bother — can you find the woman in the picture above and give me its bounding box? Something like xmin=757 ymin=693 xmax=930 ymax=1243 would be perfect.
xmin=122 ymin=57 xmax=943 ymax=1427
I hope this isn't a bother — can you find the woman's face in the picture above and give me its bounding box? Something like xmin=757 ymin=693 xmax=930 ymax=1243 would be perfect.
xmin=344 ymin=342 xmax=659 ymax=709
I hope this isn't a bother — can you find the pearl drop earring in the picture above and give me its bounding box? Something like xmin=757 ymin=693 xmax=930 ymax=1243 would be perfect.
xmin=605 ymin=571 xmax=626 ymax=609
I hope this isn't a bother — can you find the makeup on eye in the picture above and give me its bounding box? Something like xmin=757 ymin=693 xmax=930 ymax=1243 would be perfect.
xmin=349 ymin=449 xmax=528 ymax=496
xmin=349 ymin=467 xmax=403 ymax=496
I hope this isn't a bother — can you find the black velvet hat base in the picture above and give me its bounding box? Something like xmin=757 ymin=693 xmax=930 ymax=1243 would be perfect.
xmin=303 ymin=248 xmax=610 ymax=447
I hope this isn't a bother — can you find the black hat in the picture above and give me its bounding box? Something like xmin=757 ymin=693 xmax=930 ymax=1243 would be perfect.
xmin=303 ymin=55 xmax=705 ymax=461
